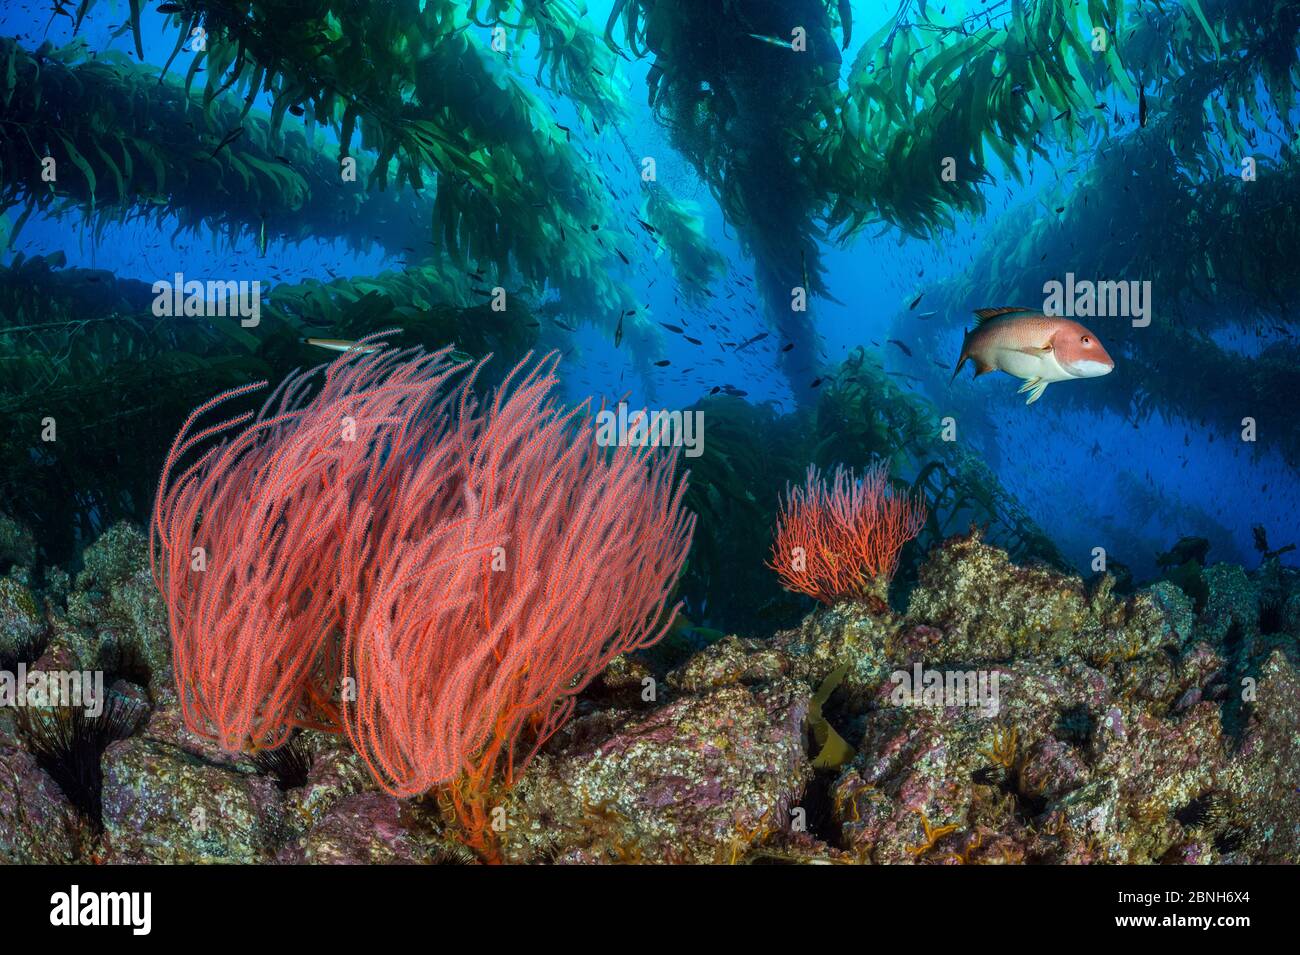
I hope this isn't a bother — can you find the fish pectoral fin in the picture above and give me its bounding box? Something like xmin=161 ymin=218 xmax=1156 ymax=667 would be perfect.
xmin=1013 ymin=343 xmax=1053 ymax=355
xmin=1018 ymin=378 xmax=1050 ymax=405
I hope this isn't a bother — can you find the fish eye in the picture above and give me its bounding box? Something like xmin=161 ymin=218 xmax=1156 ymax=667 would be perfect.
xmin=1082 ymin=336 xmax=1091 ymax=344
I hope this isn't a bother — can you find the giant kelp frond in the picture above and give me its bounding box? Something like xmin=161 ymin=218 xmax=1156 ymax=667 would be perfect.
xmin=641 ymin=189 xmax=726 ymax=303
xmin=259 ymin=265 xmax=540 ymax=361
xmin=609 ymin=0 xmax=1298 ymax=243
xmin=62 ymin=0 xmax=638 ymax=323
xmin=0 ymin=38 xmax=429 ymax=255
xmin=466 ymin=0 xmax=631 ymax=123
xmin=826 ymin=0 xmax=1114 ymax=236
xmin=605 ymin=0 xmax=845 ymax=398
xmin=828 ymin=0 xmax=1297 ymax=238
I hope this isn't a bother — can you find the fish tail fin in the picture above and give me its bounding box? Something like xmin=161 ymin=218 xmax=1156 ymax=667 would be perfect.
xmin=950 ymin=329 xmax=970 ymax=384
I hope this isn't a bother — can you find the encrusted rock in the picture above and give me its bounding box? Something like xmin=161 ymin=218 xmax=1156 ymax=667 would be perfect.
xmin=0 ymin=744 xmax=77 ymax=863
xmin=74 ymin=522 xmax=149 ymax=594
xmin=101 ymin=734 xmax=286 ymax=864
xmin=0 ymin=513 xmax=36 ymax=572
xmin=1 ymin=516 xmax=1295 ymax=866
xmin=280 ymin=792 xmax=457 ymax=865
xmin=58 ymin=523 xmax=173 ymax=700
xmin=283 ymin=731 xmax=376 ymax=834
xmin=1195 ymin=564 xmax=1260 ymax=644
xmin=504 ymin=680 xmax=812 ymax=863
xmin=0 ymin=577 xmax=43 ymax=663
xmin=1230 ymin=650 xmax=1300 ymax=862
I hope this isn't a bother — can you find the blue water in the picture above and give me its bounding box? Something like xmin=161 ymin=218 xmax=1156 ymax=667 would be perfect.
xmin=2 ymin=1 xmax=1295 ymax=585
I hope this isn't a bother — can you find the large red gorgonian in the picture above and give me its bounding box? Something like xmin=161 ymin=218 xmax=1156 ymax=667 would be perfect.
xmin=151 ymin=338 xmax=695 ymax=856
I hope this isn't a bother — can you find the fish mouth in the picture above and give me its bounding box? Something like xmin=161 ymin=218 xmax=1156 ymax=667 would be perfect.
xmin=1067 ymin=359 xmax=1114 ymax=378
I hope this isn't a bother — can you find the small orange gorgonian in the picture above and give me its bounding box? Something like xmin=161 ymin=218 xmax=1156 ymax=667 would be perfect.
xmin=767 ymin=462 xmax=926 ymax=607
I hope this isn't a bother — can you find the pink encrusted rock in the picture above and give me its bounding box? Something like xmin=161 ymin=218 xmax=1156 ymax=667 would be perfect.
xmin=282 ymin=731 xmax=375 ymax=835
xmin=1019 ymin=738 xmax=1091 ymax=801
xmin=503 ymin=679 xmax=812 ymax=863
xmin=134 ymin=702 xmax=256 ymax=771
xmin=281 ymin=792 xmax=450 ymax=865
xmin=1231 ymin=651 xmax=1300 ymax=862
xmin=100 ymin=734 xmax=286 ymax=863
xmin=0 ymin=743 xmax=77 ymax=863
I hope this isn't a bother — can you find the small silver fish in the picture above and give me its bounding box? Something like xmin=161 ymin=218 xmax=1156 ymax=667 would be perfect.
xmin=301 ymin=337 xmax=382 ymax=354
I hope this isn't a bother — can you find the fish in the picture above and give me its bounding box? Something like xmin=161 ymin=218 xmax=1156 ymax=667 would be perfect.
xmin=950 ymin=306 xmax=1114 ymax=405
xmin=210 ymin=126 xmax=245 ymax=158
xmin=302 ymin=338 xmax=383 ymax=354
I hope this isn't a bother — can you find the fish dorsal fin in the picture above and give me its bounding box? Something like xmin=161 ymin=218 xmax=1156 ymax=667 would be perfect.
xmin=973 ymin=306 xmax=1036 ymax=325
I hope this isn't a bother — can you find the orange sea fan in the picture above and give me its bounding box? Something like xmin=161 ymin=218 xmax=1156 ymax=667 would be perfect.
xmin=767 ymin=462 xmax=926 ymax=607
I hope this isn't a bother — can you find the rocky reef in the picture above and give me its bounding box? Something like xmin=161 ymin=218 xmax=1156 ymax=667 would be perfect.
xmin=1 ymin=519 xmax=1296 ymax=864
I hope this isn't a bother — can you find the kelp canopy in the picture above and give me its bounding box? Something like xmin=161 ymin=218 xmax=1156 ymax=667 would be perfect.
xmin=0 ymin=250 xmax=540 ymax=559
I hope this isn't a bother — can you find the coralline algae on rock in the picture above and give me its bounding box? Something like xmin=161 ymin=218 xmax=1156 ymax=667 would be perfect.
xmin=502 ymin=680 xmax=812 ymax=863
xmin=0 ymin=743 xmax=77 ymax=863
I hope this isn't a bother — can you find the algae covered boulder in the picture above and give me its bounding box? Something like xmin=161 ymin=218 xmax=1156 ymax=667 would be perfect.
xmin=0 ymin=743 xmax=78 ymax=864
xmin=504 ymin=680 xmax=814 ymax=863
xmin=0 ymin=576 xmax=43 ymax=664
xmin=101 ymin=732 xmax=286 ymax=864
